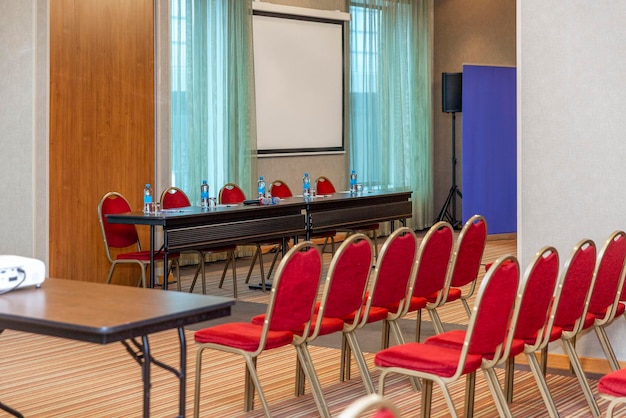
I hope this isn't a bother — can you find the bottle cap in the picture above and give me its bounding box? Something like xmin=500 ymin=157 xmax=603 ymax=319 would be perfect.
xmin=202 ymin=180 xmax=207 ymax=184
xmin=146 ymin=183 xmax=150 ymax=188
xmin=260 ymin=176 xmax=264 ymax=180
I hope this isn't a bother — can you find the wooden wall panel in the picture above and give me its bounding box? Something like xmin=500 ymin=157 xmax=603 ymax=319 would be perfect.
xmin=50 ymin=0 xmax=154 ymax=283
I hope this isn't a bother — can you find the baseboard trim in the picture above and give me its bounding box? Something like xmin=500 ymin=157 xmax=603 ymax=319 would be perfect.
xmin=515 ymin=351 xmax=619 ymax=375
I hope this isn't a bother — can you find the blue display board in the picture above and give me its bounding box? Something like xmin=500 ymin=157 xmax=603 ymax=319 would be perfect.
xmin=461 ymin=65 xmax=517 ymax=234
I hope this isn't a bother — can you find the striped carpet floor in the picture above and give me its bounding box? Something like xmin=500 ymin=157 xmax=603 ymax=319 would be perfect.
xmin=0 ymin=328 xmax=609 ymax=417
xmin=0 ymin=235 xmax=614 ymax=416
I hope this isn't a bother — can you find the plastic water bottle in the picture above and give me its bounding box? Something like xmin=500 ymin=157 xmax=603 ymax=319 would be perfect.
xmin=200 ymin=180 xmax=210 ymax=209
xmin=257 ymin=176 xmax=266 ymax=199
xmin=302 ymin=172 xmax=311 ymax=197
xmin=350 ymin=170 xmax=358 ymax=194
xmin=143 ymin=183 xmax=153 ymax=213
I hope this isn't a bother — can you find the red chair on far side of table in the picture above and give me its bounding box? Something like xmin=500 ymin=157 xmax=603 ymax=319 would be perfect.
xmin=315 ymin=175 xmax=380 ymax=257
xmin=219 ymin=182 xmax=283 ymax=290
xmin=98 ymin=191 xmax=180 ymax=289
xmin=160 ymin=187 xmax=237 ymax=296
xmin=270 ymin=179 xmax=337 ymax=254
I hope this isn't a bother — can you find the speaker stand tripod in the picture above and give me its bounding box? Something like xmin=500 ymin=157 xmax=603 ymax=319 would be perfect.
xmin=437 ymin=112 xmax=463 ymax=228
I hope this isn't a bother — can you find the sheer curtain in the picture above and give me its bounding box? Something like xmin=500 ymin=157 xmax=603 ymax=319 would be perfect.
xmin=171 ymin=0 xmax=256 ymax=204
xmin=349 ymin=0 xmax=433 ymax=230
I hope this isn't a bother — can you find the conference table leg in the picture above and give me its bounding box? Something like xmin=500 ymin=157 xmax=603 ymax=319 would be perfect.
xmin=121 ymin=328 xmax=187 ymax=417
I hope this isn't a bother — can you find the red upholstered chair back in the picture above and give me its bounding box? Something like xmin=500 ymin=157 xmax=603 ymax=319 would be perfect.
xmin=160 ymin=186 xmax=191 ymax=209
xmin=265 ymin=242 xmax=323 ymax=333
xmin=553 ymin=239 xmax=597 ymax=330
xmin=315 ymin=176 xmax=337 ymax=194
xmin=450 ymin=214 xmax=487 ymax=288
xmin=269 ymin=180 xmax=293 ymax=198
xmin=589 ymin=231 xmax=626 ymax=313
xmin=513 ymin=247 xmax=560 ymax=341
xmin=411 ymin=222 xmax=454 ymax=298
xmin=466 ymin=256 xmax=519 ymax=356
xmin=322 ymin=234 xmax=373 ymax=320
xmin=98 ymin=192 xmax=140 ymax=249
xmin=219 ymin=183 xmax=246 ymax=204
xmin=369 ymin=227 xmax=418 ymax=310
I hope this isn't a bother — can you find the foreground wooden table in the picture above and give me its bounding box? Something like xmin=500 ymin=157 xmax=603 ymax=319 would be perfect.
xmin=0 ymin=278 xmax=234 ymax=418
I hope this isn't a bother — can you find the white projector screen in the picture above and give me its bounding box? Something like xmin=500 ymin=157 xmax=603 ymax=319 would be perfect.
xmin=252 ymin=7 xmax=346 ymax=155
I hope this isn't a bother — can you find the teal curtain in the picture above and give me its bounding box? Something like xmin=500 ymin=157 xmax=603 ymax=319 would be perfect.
xmin=349 ymin=0 xmax=433 ymax=229
xmin=171 ymin=0 xmax=256 ymax=204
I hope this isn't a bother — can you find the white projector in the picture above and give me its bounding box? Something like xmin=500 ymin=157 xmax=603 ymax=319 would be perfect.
xmin=0 ymin=255 xmax=46 ymax=292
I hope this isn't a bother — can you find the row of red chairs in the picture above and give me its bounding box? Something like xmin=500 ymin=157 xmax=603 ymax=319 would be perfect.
xmin=191 ymin=214 xmax=490 ymax=417
xmin=191 ymin=214 xmax=626 ymax=417
xmin=98 ymin=176 xmax=378 ymax=296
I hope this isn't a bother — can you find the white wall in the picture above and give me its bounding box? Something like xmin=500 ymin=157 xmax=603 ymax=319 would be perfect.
xmin=0 ymin=0 xmax=48 ymax=262
xmin=519 ymin=1 xmax=626 ymax=359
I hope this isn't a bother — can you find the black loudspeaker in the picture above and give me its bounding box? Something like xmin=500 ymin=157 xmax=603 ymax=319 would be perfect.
xmin=442 ymin=72 xmax=462 ymax=113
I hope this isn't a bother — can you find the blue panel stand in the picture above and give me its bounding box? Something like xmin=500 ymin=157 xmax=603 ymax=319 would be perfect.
xmin=461 ymin=65 xmax=517 ymax=234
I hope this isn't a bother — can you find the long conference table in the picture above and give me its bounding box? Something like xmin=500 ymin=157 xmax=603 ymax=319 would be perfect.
xmin=0 ymin=278 xmax=234 ymax=418
xmin=106 ymin=189 xmax=413 ymax=289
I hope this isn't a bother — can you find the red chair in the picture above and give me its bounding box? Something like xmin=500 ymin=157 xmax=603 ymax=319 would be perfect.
xmin=598 ymin=368 xmax=626 ymax=418
xmin=337 ymin=394 xmax=400 ymax=418
xmin=293 ymin=233 xmax=373 ymax=404
xmin=251 ymin=233 xmax=374 ymax=411
xmin=342 ymin=227 xmax=418 ymax=394
xmin=219 ymin=183 xmax=283 ymax=289
xmin=427 ymin=246 xmax=561 ymax=417
xmin=268 ymin=179 xmax=293 ymax=199
xmin=315 ymin=175 xmax=380 ymax=257
xmin=98 ymin=191 xmax=180 ymax=289
xmin=393 ymin=221 xmax=454 ymax=344
xmin=270 ymin=179 xmax=337 ymax=254
xmin=160 ymin=187 xmax=237 ymax=296
xmin=539 ymin=239 xmax=599 ymax=417
xmin=586 ymin=231 xmax=626 ymax=372
xmin=375 ymin=255 xmax=520 ymax=418
xmin=193 ymin=242 xmax=323 ymax=417
xmin=429 ymin=214 xmax=487 ymax=333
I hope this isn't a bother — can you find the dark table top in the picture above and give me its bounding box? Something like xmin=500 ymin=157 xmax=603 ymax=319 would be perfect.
xmin=0 ymin=278 xmax=234 ymax=344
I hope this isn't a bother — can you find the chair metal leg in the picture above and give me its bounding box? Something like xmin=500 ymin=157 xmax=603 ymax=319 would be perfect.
xmin=388 ymin=318 xmax=420 ymax=391
xmin=464 ymin=371 xmax=476 ymax=418
xmin=243 ymin=355 xmax=271 ymax=417
xmin=561 ymin=338 xmax=601 ymax=417
xmin=340 ymin=334 xmax=351 ymax=382
xmin=245 ymin=247 xmax=261 ymax=284
xmin=189 ymin=253 xmax=205 ymax=294
xmin=427 ymin=307 xmax=446 ymax=334
xmin=504 ymin=356 xmax=515 ymax=403
xmin=193 ymin=346 xmax=205 ymax=418
xmin=483 ymin=368 xmax=513 ymax=418
xmin=415 ymin=309 xmax=422 ymax=342
xmin=420 ymin=379 xmax=434 ymax=418
xmin=526 ymin=350 xmax=560 ymax=418
xmin=345 ymin=332 xmax=375 ymax=394
xmin=218 ymin=251 xmax=237 ymax=298
xmin=594 ymin=325 xmax=620 ymax=371
xmin=295 ymin=344 xmax=331 ymax=418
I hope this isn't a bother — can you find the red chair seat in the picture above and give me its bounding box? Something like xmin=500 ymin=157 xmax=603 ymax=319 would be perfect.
xmin=116 ymin=250 xmax=180 ymax=261
xmin=560 ymin=312 xmax=595 ymax=332
xmin=194 ymin=322 xmax=294 ymax=351
xmin=343 ymin=305 xmax=389 ymax=324
xmin=407 ymin=296 xmax=428 ymax=312
xmin=251 ymin=313 xmax=344 ymax=336
xmin=375 ymin=342 xmax=483 ymax=378
xmin=598 ymin=368 xmax=626 ymax=397
xmin=438 ymin=287 xmax=462 ymax=303
xmin=425 ymin=330 xmax=525 ymax=360
xmin=589 ymin=301 xmax=626 ymax=321
xmin=527 ymin=326 xmax=563 ymax=345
